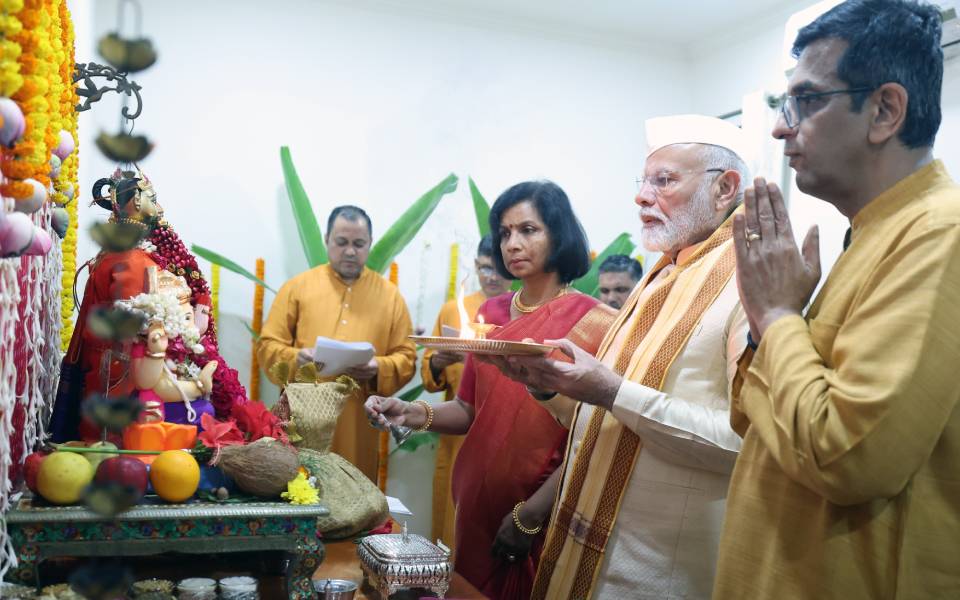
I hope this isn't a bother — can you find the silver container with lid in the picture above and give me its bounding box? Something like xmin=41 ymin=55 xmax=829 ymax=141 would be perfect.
xmin=356 ymin=524 xmax=451 ymax=599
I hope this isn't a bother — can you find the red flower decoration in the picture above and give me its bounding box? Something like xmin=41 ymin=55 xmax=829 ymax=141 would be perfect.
xmin=231 ymin=402 xmax=289 ymax=445
xmin=197 ymin=413 xmax=245 ymax=450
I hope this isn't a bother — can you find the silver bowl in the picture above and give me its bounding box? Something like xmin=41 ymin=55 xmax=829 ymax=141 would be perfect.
xmin=313 ymin=579 xmax=358 ymax=600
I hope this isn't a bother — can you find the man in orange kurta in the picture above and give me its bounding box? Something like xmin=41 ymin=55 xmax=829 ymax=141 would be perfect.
xmin=421 ymin=235 xmax=510 ymax=547
xmin=258 ymin=206 xmax=416 ymax=482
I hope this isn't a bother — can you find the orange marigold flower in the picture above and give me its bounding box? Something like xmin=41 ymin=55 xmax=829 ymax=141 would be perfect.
xmin=1 ymin=180 xmax=33 ymax=199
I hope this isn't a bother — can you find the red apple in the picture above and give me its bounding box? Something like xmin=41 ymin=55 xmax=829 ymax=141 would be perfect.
xmin=95 ymin=456 xmax=149 ymax=500
xmin=23 ymin=450 xmax=49 ymax=494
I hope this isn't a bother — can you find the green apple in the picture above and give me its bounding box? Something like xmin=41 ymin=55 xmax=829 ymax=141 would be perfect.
xmin=85 ymin=441 xmax=119 ymax=471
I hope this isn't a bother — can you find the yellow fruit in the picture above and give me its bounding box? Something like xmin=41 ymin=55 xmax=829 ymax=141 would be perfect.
xmin=37 ymin=451 xmax=94 ymax=505
xmin=149 ymin=450 xmax=200 ymax=503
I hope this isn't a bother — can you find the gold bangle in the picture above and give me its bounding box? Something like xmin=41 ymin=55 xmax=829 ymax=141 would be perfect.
xmin=412 ymin=399 xmax=433 ymax=432
xmin=512 ymin=501 xmax=542 ymax=535
xmin=145 ymin=351 xmax=166 ymax=359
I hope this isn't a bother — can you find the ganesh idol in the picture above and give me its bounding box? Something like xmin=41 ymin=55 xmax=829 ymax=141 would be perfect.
xmin=51 ymin=168 xmax=247 ymax=443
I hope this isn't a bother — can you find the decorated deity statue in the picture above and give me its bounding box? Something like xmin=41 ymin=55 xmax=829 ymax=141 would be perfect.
xmin=52 ymin=168 xmax=248 ymax=444
xmin=122 ymin=267 xmax=219 ymax=426
xmin=51 ymin=168 xmax=164 ymax=443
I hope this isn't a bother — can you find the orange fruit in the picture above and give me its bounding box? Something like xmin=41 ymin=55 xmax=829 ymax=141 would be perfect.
xmin=149 ymin=450 xmax=200 ymax=503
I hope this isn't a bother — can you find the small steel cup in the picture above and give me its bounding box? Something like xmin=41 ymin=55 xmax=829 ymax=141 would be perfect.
xmin=313 ymin=578 xmax=358 ymax=600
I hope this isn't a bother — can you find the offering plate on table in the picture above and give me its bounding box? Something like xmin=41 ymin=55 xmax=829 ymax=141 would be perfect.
xmin=409 ymin=336 xmax=554 ymax=356
xmin=357 ymin=530 xmax=451 ymax=599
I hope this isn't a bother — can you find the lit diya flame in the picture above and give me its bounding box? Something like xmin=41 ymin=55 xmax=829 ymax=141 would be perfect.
xmin=455 ymin=279 xmax=497 ymax=340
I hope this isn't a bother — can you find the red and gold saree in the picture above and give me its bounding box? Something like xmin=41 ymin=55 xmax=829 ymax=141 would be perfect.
xmin=451 ymin=292 xmax=615 ymax=600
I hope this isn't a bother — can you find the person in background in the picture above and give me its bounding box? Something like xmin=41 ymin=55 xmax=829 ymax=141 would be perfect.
xmin=366 ymin=181 xmax=616 ymax=600
xmin=597 ymin=254 xmax=643 ymax=309
xmin=715 ymin=1 xmax=960 ymax=598
xmin=258 ymin=205 xmax=416 ymax=483
xmin=422 ymin=233 xmax=510 ymax=549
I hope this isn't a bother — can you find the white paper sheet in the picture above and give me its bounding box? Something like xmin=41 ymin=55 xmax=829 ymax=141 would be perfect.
xmin=441 ymin=325 xmax=459 ymax=338
xmin=386 ymin=495 xmax=413 ymax=516
xmin=312 ymin=336 xmax=375 ymax=376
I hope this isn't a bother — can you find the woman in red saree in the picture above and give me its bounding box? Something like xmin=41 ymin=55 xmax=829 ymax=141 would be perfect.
xmin=367 ymin=181 xmax=615 ymax=599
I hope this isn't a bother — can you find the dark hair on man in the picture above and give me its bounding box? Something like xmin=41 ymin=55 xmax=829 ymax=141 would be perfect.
xmin=792 ymin=0 xmax=943 ymax=148
xmin=477 ymin=234 xmax=495 ymax=258
xmin=598 ymin=254 xmax=644 ymax=281
xmin=488 ymin=180 xmax=591 ymax=284
xmin=326 ymin=205 xmax=372 ymax=237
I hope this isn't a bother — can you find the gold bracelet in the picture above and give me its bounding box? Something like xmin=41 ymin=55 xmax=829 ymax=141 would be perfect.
xmin=512 ymin=501 xmax=542 ymax=535
xmin=412 ymin=399 xmax=433 ymax=432
xmin=145 ymin=351 xmax=166 ymax=359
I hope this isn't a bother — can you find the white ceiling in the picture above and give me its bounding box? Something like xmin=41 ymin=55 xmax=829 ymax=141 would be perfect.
xmin=348 ymin=0 xmax=816 ymax=50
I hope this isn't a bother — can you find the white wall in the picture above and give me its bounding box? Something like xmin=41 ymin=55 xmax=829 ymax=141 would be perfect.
xmin=78 ymin=0 xmax=694 ymax=536
xmin=688 ymin=1 xmax=960 ymax=278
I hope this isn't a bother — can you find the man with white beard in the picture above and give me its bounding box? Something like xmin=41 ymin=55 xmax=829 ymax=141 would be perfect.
xmin=483 ymin=114 xmax=751 ymax=599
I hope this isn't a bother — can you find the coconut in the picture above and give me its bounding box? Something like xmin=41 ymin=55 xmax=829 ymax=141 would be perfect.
xmin=217 ymin=437 xmax=299 ymax=498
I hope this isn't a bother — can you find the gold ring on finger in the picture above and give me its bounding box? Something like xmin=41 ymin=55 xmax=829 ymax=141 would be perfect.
xmin=746 ymin=231 xmax=762 ymax=243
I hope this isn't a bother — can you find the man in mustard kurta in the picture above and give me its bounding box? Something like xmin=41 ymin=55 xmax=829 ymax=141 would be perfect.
xmin=715 ymin=2 xmax=960 ymax=598
xmin=259 ymin=206 xmax=416 ymax=483
xmin=421 ymin=234 xmax=509 ymax=548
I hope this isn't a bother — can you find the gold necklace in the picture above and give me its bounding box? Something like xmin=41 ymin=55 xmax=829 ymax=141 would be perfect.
xmin=512 ymin=285 xmax=569 ymax=313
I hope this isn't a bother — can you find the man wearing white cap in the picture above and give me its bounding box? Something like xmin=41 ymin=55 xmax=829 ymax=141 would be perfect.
xmin=481 ymin=114 xmax=751 ymax=599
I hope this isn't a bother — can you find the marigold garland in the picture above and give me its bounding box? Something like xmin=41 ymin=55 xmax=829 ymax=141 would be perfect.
xmin=0 ymin=0 xmax=77 ymax=348
xmin=249 ymin=258 xmax=265 ymax=401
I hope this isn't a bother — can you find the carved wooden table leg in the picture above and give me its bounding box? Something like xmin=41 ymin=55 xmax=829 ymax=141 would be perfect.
xmin=286 ymin=537 xmax=325 ymax=599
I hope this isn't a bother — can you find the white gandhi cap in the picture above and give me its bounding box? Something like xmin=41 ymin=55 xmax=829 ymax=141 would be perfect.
xmin=644 ymin=113 xmax=750 ymax=164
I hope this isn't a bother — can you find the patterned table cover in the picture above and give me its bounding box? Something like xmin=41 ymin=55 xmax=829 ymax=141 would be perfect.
xmin=5 ymin=496 xmax=329 ymax=599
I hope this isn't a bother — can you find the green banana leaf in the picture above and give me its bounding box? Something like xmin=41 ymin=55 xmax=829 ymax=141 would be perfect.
xmin=391 ymin=431 xmax=439 ymax=455
xmin=280 ymin=146 xmax=328 ymax=267
xmin=192 ymin=244 xmax=276 ymax=292
xmin=468 ymin=177 xmax=491 ymax=237
xmin=366 ymin=174 xmax=459 ymax=274
xmin=398 ymin=383 xmax=425 ymax=402
xmin=570 ymin=233 xmax=636 ymax=297
xmin=242 ymin=320 xmax=260 ymax=341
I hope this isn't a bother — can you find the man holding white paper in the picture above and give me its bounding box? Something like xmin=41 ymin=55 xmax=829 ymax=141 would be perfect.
xmin=258 ymin=205 xmax=416 ymax=482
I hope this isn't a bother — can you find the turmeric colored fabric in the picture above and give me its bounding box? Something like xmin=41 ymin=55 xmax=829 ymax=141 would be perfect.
xmin=715 ymin=161 xmax=960 ymax=599
xmin=258 ymin=264 xmax=416 ymax=482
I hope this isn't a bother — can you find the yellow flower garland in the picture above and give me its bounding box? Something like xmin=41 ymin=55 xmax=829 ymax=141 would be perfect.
xmin=446 ymin=243 xmax=458 ymax=301
xmin=57 ymin=0 xmax=78 ymax=350
xmin=0 ymin=0 xmax=77 ymax=348
xmin=249 ymin=258 xmax=265 ymax=401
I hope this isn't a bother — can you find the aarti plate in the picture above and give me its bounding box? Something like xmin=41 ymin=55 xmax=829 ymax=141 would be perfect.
xmin=409 ymin=336 xmax=554 ymax=356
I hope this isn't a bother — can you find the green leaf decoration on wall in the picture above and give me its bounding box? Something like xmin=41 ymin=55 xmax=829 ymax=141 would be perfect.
xmin=468 ymin=177 xmax=491 ymax=237
xmin=280 ymin=146 xmax=328 ymax=267
xmin=570 ymin=232 xmax=636 ymax=297
xmin=191 ymin=244 xmax=276 ymax=292
xmin=366 ymin=173 xmax=459 ymax=274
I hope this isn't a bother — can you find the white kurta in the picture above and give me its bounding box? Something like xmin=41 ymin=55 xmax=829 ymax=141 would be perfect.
xmin=554 ymin=271 xmax=747 ymax=600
